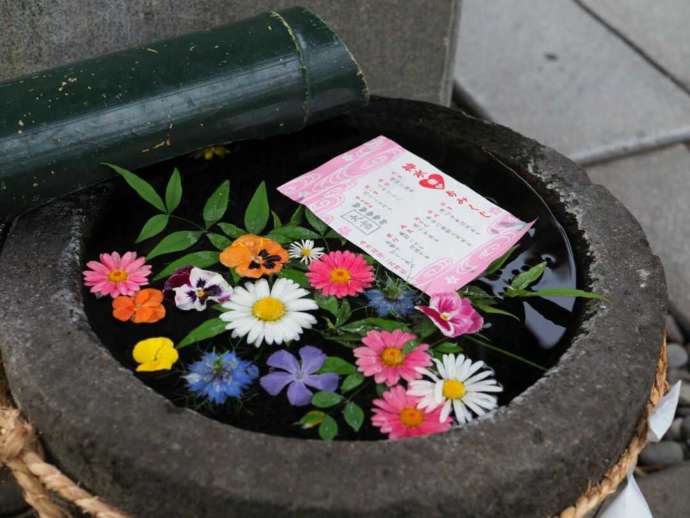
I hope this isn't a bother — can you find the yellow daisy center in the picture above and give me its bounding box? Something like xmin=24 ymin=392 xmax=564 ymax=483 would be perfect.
xmin=329 ymin=267 xmax=351 ymax=284
xmin=442 ymin=379 xmax=466 ymax=400
xmin=380 ymin=347 xmax=404 ymax=366
xmin=399 ymin=407 xmax=425 ymax=428
xmin=252 ymin=296 xmax=286 ymax=322
xmin=300 ymin=248 xmax=312 ymax=257
xmin=107 ymin=269 xmax=128 ymax=282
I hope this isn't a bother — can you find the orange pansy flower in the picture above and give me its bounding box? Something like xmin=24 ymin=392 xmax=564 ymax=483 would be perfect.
xmin=113 ymin=288 xmax=166 ymax=324
xmin=219 ymin=234 xmax=288 ymax=278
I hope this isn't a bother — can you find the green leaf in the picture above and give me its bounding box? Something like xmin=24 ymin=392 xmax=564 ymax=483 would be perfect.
xmin=402 ymin=339 xmax=420 ymax=355
xmin=375 ymin=384 xmax=387 ymax=396
xmin=203 ymin=180 xmax=230 ymax=228
xmin=279 ymin=268 xmax=309 ymax=288
xmin=508 ymin=287 xmax=607 ymax=301
xmin=177 ymin=318 xmax=226 ymax=349
xmin=217 ymin=222 xmax=245 ymax=238
xmin=318 ymin=357 xmax=356 ymax=375
xmin=271 ymin=210 xmax=283 ymax=229
xmin=325 ymin=229 xmax=342 ymax=240
xmin=153 ymin=250 xmax=220 ymax=281
xmin=311 ymin=391 xmax=343 ymax=408
xmin=433 ymin=342 xmax=462 ymax=354
xmin=343 ymin=402 xmax=364 ymax=432
xmin=335 ymin=299 xmax=352 ymax=327
xmin=165 ymin=168 xmax=182 ymax=213
xmin=315 ymin=294 xmax=339 ymax=318
xmin=147 ymin=230 xmax=203 ymax=260
xmin=229 ymin=268 xmax=241 ymax=284
xmin=104 ymin=162 xmax=166 ymax=212
xmin=266 ymin=225 xmax=320 ymax=243
xmin=305 ymin=208 xmax=328 ymax=234
xmin=318 ymin=415 xmax=338 ymax=441
xmin=483 ymin=245 xmax=518 ymax=276
xmin=244 ymin=181 xmax=270 ymax=234
xmin=207 ymin=232 xmax=231 ymax=251
xmin=462 ymin=334 xmax=547 ymax=371
xmin=461 ymin=285 xmax=496 ymax=306
xmin=296 ymin=410 xmax=326 ymax=430
xmin=324 ymin=333 xmax=364 ymax=349
xmin=135 ymin=213 xmax=169 ymax=243
xmin=413 ymin=317 xmax=438 ymax=340
xmin=340 ymin=318 xmax=410 ymax=335
xmin=289 ymin=205 xmax=304 ymax=225
xmin=510 ymin=261 xmax=547 ymax=291
xmin=341 ymin=373 xmax=364 ymax=392
xmin=474 ymin=303 xmax=520 ymax=321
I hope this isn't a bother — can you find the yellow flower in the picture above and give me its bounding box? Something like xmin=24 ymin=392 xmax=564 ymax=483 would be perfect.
xmin=133 ymin=337 xmax=179 ymax=372
xmin=194 ymin=145 xmax=230 ymax=160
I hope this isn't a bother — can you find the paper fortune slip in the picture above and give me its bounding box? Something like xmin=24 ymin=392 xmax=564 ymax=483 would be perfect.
xmin=278 ymin=136 xmax=533 ymax=296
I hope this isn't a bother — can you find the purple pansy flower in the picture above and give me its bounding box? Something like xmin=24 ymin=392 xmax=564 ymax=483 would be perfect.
xmin=260 ymin=346 xmax=339 ymax=406
xmin=172 ymin=267 xmax=232 ymax=311
xmin=163 ymin=265 xmax=193 ymax=301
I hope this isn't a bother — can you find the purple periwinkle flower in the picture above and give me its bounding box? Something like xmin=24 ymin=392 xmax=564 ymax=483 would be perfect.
xmin=173 ymin=267 xmax=232 ymax=311
xmin=260 ymin=346 xmax=339 ymax=406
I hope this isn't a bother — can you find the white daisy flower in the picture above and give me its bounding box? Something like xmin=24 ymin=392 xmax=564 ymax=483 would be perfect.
xmin=287 ymin=239 xmax=325 ymax=265
xmin=408 ymin=353 xmax=502 ymax=424
xmin=220 ymin=277 xmax=317 ymax=347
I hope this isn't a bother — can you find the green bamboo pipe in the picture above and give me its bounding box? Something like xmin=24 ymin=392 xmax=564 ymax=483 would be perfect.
xmin=0 ymin=7 xmax=368 ymax=218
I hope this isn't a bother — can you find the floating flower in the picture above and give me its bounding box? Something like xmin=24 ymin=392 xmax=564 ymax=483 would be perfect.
xmin=306 ymin=250 xmax=374 ymax=298
xmin=162 ymin=265 xmax=193 ymax=301
xmin=112 ymin=288 xmax=166 ymax=323
xmin=409 ymin=353 xmax=502 ymax=424
xmin=194 ymin=145 xmax=230 ymax=160
xmin=416 ymin=292 xmax=483 ymax=338
xmin=83 ymin=251 xmax=151 ymax=298
xmin=219 ymin=234 xmax=288 ymax=278
xmin=353 ymin=330 xmax=432 ymax=386
xmin=372 ymin=385 xmax=451 ymax=439
xmin=220 ymin=278 xmax=317 ymax=347
xmin=132 ymin=337 xmax=179 ymax=372
xmin=260 ymin=346 xmax=339 ymax=406
xmin=364 ymin=283 xmax=417 ymax=318
xmin=287 ymin=239 xmax=325 ymax=265
xmin=172 ymin=267 xmax=232 ymax=311
xmin=184 ymin=351 xmax=258 ymax=404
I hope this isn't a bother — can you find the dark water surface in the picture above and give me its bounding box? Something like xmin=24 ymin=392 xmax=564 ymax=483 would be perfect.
xmin=83 ymin=115 xmax=580 ymax=440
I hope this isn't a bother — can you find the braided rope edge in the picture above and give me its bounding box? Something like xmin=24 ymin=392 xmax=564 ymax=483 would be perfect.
xmin=559 ymin=336 xmax=668 ymax=518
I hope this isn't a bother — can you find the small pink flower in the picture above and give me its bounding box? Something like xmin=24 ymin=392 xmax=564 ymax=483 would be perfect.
xmin=306 ymin=251 xmax=374 ymax=298
xmin=354 ymin=330 xmax=432 ymax=386
xmin=416 ymin=292 xmax=483 ymax=338
xmin=83 ymin=251 xmax=151 ymax=298
xmin=372 ymin=385 xmax=451 ymax=440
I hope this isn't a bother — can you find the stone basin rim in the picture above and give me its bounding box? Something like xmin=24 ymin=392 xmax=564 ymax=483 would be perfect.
xmin=0 ymin=97 xmax=666 ymax=517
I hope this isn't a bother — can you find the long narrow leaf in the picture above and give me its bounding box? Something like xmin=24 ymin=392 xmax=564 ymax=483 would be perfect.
xmin=178 ymin=318 xmax=227 ymax=349
xmin=147 ymin=230 xmax=203 ymax=260
xmin=165 ymin=168 xmax=183 ymax=213
xmin=103 ymin=163 xmax=166 ymax=212
xmin=510 ymin=261 xmax=547 ymax=291
xmin=244 ymin=181 xmax=269 ymax=234
xmin=135 ymin=214 xmax=169 ymax=243
xmin=483 ymin=245 xmax=519 ymax=276
xmin=463 ymin=335 xmax=547 ymax=371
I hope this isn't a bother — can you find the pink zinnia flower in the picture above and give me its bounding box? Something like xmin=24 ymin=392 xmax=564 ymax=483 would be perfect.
xmin=83 ymin=251 xmax=151 ymax=298
xmin=354 ymin=330 xmax=432 ymax=386
xmin=306 ymin=250 xmax=374 ymax=298
xmin=372 ymin=385 xmax=451 ymax=440
xmin=416 ymin=292 xmax=483 ymax=338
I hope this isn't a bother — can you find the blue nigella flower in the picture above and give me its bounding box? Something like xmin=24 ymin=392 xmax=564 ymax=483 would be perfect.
xmin=365 ymin=285 xmax=417 ymax=318
xmin=184 ymin=351 xmax=258 ymax=404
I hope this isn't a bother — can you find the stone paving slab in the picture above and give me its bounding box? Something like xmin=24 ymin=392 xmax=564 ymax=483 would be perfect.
xmin=0 ymin=0 xmax=459 ymax=105
xmin=579 ymin=0 xmax=690 ymax=92
xmin=587 ymin=144 xmax=690 ymax=328
xmin=637 ymin=462 xmax=690 ymax=518
xmin=454 ymin=0 xmax=690 ymax=163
